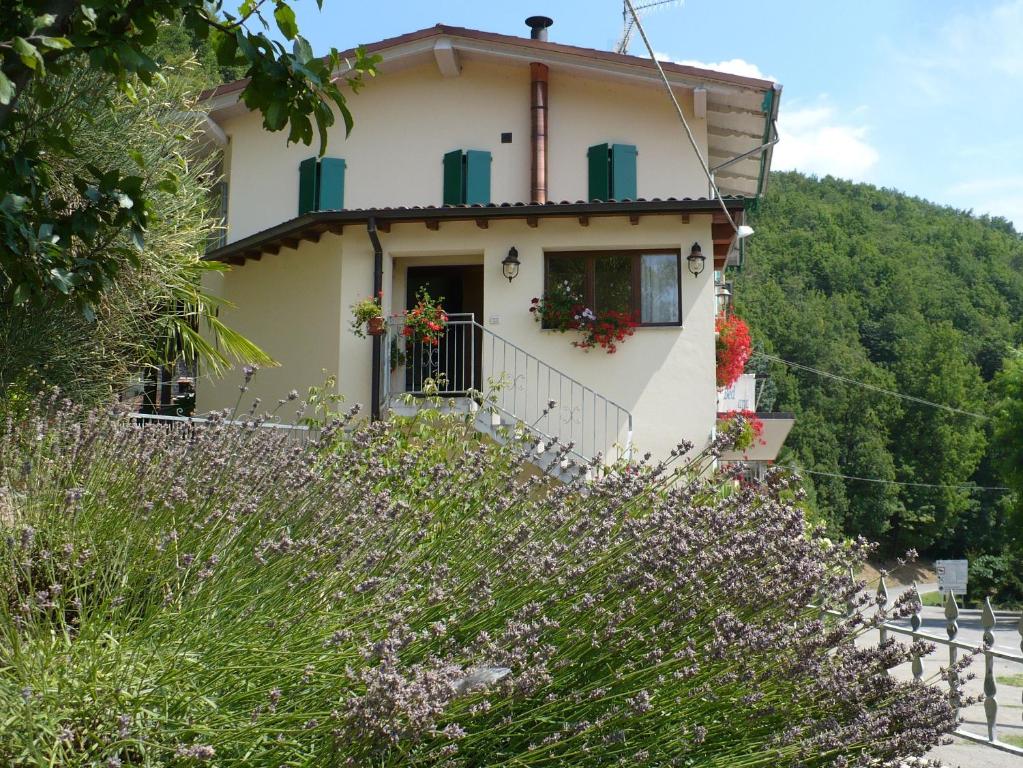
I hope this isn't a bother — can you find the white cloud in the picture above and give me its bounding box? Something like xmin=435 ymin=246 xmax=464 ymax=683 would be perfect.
xmin=772 ymin=104 xmax=879 ymax=182
xmin=661 ymin=55 xmax=776 ymax=82
xmin=896 ymin=0 xmax=1023 ymax=103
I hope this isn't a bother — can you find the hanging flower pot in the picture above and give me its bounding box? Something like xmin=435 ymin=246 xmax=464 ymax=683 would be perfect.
xmin=350 ymin=293 xmax=384 ymax=339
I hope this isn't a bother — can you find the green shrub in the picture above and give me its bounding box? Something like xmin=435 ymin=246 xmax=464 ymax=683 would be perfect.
xmin=0 ymin=394 xmax=957 ymax=766
xmin=966 ymin=551 xmax=1023 ymax=609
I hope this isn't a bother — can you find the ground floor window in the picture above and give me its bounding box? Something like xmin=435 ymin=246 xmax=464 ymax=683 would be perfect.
xmin=544 ymin=249 xmax=681 ymax=326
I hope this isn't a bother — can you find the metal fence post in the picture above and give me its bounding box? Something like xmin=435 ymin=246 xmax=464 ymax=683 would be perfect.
xmin=982 ymin=597 xmax=998 ymax=743
xmin=910 ymin=581 xmax=923 ymax=682
xmin=946 ymin=591 xmax=960 ymax=718
xmin=877 ymin=575 xmax=889 ymax=646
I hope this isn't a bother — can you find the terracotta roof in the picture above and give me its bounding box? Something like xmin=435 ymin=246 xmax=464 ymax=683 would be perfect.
xmin=200 ymin=23 xmax=776 ymax=102
xmin=207 ymin=197 xmax=750 ymax=265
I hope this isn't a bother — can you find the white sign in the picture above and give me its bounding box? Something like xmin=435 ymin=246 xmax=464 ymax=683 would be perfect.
xmin=935 ymin=559 xmax=968 ymax=596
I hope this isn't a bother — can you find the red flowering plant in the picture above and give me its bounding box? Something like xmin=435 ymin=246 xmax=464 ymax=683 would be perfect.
xmin=401 ymin=288 xmax=448 ymax=346
xmin=717 ymin=408 xmax=766 ymax=451
xmin=530 ymin=281 xmax=638 ymax=354
xmin=715 ymin=313 xmax=752 ymax=388
xmin=573 ymin=309 xmax=639 ymax=354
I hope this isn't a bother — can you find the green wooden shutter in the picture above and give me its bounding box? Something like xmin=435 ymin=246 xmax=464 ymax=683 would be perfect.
xmin=317 ymin=157 xmax=346 ymax=210
xmin=298 ymin=157 xmax=318 ymax=215
xmin=442 ymin=150 xmax=465 ymax=205
xmin=464 ymin=150 xmax=491 ymax=205
xmin=587 ymin=143 xmax=610 ymax=201
xmin=610 ymin=144 xmax=637 ymax=200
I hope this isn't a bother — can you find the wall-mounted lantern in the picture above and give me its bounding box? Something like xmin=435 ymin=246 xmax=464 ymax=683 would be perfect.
xmin=502 ymin=246 xmax=521 ymax=282
xmin=715 ymin=280 xmax=733 ymax=317
xmin=686 ymin=242 xmax=706 ymax=276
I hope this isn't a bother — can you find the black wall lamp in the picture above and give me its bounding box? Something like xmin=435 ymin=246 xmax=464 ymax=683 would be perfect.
xmin=687 ymin=242 xmax=706 ymax=276
xmin=502 ymin=246 xmax=521 ymax=282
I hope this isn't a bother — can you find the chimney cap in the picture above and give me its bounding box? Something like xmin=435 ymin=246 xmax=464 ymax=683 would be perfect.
xmin=525 ymin=16 xmax=554 ymax=40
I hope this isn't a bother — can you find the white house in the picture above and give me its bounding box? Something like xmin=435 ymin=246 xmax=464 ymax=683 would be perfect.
xmin=198 ymin=18 xmax=782 ymax=463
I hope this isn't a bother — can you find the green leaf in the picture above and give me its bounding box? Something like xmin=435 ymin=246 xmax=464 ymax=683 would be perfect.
xmin=11 ymin=283 xmax=30 ymax=305
xmin=237 ymin=30 xmax=256 ymax=61
xmin=129 ymin=227 xmax=145 ymax=251
xmin=13 ymin=37 xmax=41 ymax=70
xmin=129 ymin=150 xmax=146 ymax=169
xmin=80 ymin=6 xmax=98 ymax=24
xmin=156 ymin=177 xmax=179 ymax=195
xmin=274 ymin=3 xmax=298 ymax=40
xmin=293 ymin=36 xmax=313 ymax=64
xmin=33 ymin=13 xmax=57 ymax=28
xmin=0 ymin=71 xmax=14 ymax=105
xmin=213 ymin=32 xmax=239 ymax=67
xmin=264 ymin=100 xmax=287 ymax=131
xmin=37 ymin=37 xmax=72 ymax=50
xmin=48 ymin=268 xmax=75 ymax=294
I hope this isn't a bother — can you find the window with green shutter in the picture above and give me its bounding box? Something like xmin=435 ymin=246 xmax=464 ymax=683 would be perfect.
xmin=442 ymin=149 xmax=492 ymax=205
xmin=298 ymin=157 xmax=346 ymax=215
xmin=587 ymin=143 xmax=637 ymax=201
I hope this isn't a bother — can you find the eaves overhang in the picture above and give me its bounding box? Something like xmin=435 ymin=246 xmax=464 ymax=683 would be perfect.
xmin=205 ymin=197 xmax=750 ymax=266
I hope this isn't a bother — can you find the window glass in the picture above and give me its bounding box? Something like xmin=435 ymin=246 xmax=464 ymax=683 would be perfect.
xmin=544 ymin=250 xmax=681 ymax=326
xmin=594 ymin=254 xmax=632 ymax=314
xmin=546 ymin=256 xmax=586 ymax=304
xmin=640 ymin=253 xmax=679 ymax=323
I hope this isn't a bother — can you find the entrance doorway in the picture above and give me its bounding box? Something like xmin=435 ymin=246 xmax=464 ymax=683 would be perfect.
xmin=404 ymin=265 xmax=484 ymax=395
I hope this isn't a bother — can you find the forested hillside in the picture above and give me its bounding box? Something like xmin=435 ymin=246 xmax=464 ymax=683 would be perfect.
xmin=736 ymin=172 xmax=1023 ymax=556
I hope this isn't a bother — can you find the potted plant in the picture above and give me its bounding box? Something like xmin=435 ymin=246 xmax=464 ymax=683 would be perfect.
xmin=530 ymin=281 xmax=638 ymax=354
xmin=351 ymin=293 xmax=385 ymax=337
xmin=402 ymin=288 xmax=448 ymax=346
xmin=715 ymin=314 xmax=752 ymax=388
xmin=717 ymin=408 xmax=766 ymax=451
xmin=572 ymin=309 xmax=638 ymax=354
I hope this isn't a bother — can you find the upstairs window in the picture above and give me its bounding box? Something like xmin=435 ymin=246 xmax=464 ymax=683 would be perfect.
xmin=587 ymin=143 xmax=637 ymax=201
xmin=207 ymin=180 xmax=228 ymax=251
xmin=298 ymin=157 xmax=346 ymax=215
xmin=443 ymin=149 xmax=492 ymax=205
xmin=545 ymin=249 xmax=681 ymax=327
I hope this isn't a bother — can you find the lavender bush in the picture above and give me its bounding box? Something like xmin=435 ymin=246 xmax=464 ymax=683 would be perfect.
xmin=0 ymin=393 xmax=957 ymax=766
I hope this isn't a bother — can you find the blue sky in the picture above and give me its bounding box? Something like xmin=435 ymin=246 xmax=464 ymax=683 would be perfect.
xmin=287 ymin=0 xmax=1023 ymax=226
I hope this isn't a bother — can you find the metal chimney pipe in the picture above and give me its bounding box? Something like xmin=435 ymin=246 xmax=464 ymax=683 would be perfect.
xmin=530 ymin=62 xmax=549 ymax=204
xmin=525 ymin=15 xmax=553 ymax=41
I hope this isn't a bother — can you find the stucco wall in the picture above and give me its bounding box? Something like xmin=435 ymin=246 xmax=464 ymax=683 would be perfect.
xmin=219 ymin=58 xmax=708 ymax=242
xmin=201 ymin=237 xmax=343 ymax=412
xmin=201 ymin=215 xmax=716 ymax=460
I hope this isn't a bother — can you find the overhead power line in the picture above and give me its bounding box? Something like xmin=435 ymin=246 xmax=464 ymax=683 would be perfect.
xmin=754 ymin=353 xmax=989 ymax=420
xmin=779 ymin=465 xmax=1010 ymax=493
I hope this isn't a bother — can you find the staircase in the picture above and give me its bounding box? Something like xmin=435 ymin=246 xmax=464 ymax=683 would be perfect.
xmin=379 ymin=314 xmax=633 ymax=480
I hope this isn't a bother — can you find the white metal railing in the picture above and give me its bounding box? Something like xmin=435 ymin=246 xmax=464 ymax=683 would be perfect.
xmin=127 ymin=412 xmax=317 ymax=445
xmin=830 ymin=581 xmax=1023 ymax=757
xmin=381 ymin=314 xmax=633 ymax=465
